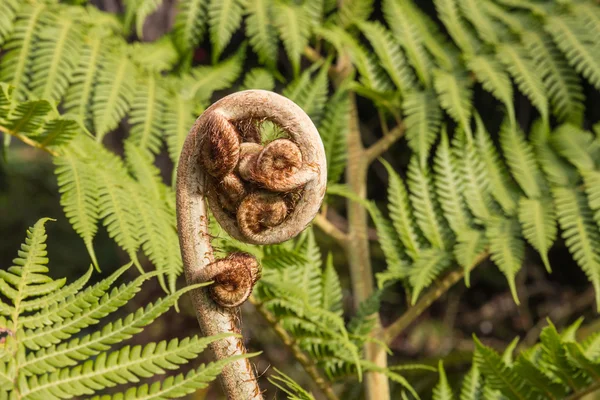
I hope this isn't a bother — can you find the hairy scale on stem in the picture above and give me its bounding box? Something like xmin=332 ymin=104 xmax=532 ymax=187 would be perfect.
xmin=176 ymin=90 xmax=327 ymax=399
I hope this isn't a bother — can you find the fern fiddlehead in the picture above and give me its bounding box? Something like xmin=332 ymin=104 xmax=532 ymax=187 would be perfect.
xmin=176 ymin=90 xmax=327 ymax=399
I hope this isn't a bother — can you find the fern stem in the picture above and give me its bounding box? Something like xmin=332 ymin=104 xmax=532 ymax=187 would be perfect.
xmin=382 ymin=251 xmax=489 ymax=345
xmin=566 ymin=378 xmax=600 ymax=400
xmin=345 ymin=94 xmax=391 ymax=400
xmin=250 ymin=297 xmax=340 ymax=400
xmin=364 ymin=122 xmax=406 ymax=164
xmin=0 ymin=126 xmax=59 ymax=156
xmin=313 ymin=214 xmax=349 ymax=247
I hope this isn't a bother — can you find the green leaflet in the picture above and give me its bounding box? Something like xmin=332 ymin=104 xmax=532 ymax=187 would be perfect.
xmin=433 ymin=361 xmax=455 ymax=400
xmin=208 ymin=0 xmax=244 ymax=63
xmin=486 ymin=217 xmax=524 ymax=304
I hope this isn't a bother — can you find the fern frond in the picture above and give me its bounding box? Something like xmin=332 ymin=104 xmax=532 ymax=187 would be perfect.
xmin=268 ymin=368 xmax=316 ymax=400
xmin=283 ymin=62 xmax=329 ymax=125
xmin=321 ymin=254 xmax=343 ymax=316
xmin=92 ymin=48 xmax=135 ymax=142
xmin=457 ymin=0 xmax=498 ymax=44
xmin=245 ymin=0 xmax=278 ymax=69
xmin=409 ymin=248 xmax=452 ymax=304
xmin=465 ymin=54 xmax=515 ymax=124
xmin=23 ymin=284 xmax=205 ymax=375
xmin=30 ymin=10 xmax=83 ymax=102
xmin=500 ymin=120 xmax=546 ymax=199
xmin=319 ymin=88 xmax=349 ymax=184
xmin=403 ymin=90 xmax=442 ymax=167
xmin=433 ymin=69 xmax=473 ymax=136
xmin=0 ymin=0 xmax=18 ymax=47
xmin=21 ymin=266 xmax=143 ymax=350
xmin=473 ymin=336 xmax=529 ymax=400
xmin=291 ymin=230 xmax=323 ymax=308
xmin=3 ymin=99 xmax=52 ymax=136
xmin=133 ymin=0 xmax=163 ymax=38
xmin=512 ymin=357 xmax=568 ymax=399
xmin=433 ymin=361 xmax=455 ymax=400
xmin=460 ymin=364 xmax=483 ymax=400
xmin=497 ymin=44 xmax=549 ymax=122
xmin=407 ymin=158 xmax=451 ymax=250
xmin=128 ymin=73 xmax=165 ymax=154
xmin=550 ymin=124 xmax=599 ymax=173
xmin=480 ymin=0 xmax=529 ymax=36
xmin=474 ymin=115 xmax=519 ymax=215
xmin=56 ymin=150 xmax=99 ymax=269
xmin=434 ymin=128 xmax=471 ymax=235
xmin=583 ymin=170 xmax=600 ymax=230
xmin=63 ymin=34 xmax=103 ymax=128
xmin=274 ymin=2 xmax=310 ymax=77
xmin=124 ymin=142 xmax=167 ymax=201
xmin=382 ymin=0 xmax=432 ymax=86
xmin=358 ymin=21 xmax=415 ymax=95
xmin=546 ymin=15 xmax=600 ymax=90
xmin=434 ymin=0 xmax=479 ymax=55
xmin=0 ymin=3 xmax=46 ymax=100
xmin=163 ymin=87 xmax=197 ymax=166
xmin=454 ymin=229 xmax=486 ymax=287
xmin=338 ymin=0 xmax=373 ymax=27
xmin=518 ymin=198 xmax=557 ymax=272
xmin=382 ymin=159 xmax=423 ymax=260
xmin=241 ymin=68 xmax=275 ymax=91
xmin=172 ymin=0 xmax=208 ymax=52
xmin=128 ymin=38 xmax=178 ymax=73
xmin=457 ymin=133 xmax=497 ymax=223
xmin=553 ymin=187 xmax=600 ymax=310
xmin=208 ymin=0 xmax=243 ymax=63
xmin=23 ymin=333 xmax=233 ymax=399
xmin=486 ymin=217 xmax=524 ymax=304
xmin=523 ymin=31 xmax=585 ymax=125
xmin=531 ymin=120 xmax=579 ymax=187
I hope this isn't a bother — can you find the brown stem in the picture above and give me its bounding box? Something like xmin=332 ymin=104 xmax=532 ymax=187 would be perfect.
xmin=313 ymin=214 xmax=349 ymax=248
xmin=0 ymin=126 xmax=59 ymax=156
xmin=383 ymin=252 xmax=489 ymax=345
xmin=250 ymin=297 xmax=340 ymax=400
xmin=176 ymin=90 xmax=327 ymax=400
xmin=364 ymin=123 xmax=406 ymax=164
xmin=345 ymin=94 xmax=390 ymax=400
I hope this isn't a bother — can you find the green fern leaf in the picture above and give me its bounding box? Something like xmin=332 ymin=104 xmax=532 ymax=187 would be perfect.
xmin=358 ymin=21 xmax=415 ymax=95
xmin=23 ymin=333 xmax=233 ymax=399
xmin=460 ymin=364 xmax=484 ymax=400
xmin=480 ymin=0 xmax=529 ymax=36
xmin=434 ymin=0 xmax=479 ymax=55
xmin=433 ymin=69 xmax=473 ymax=136
xmin=338 ymin=0 xmax=373 ymax=27
xmin=0 ymin=3 xmax=46 ymax=100
xmin=128 ymin=73 xmax=165 ymax=154
xmin=518 ymin=198 xmax=557 ymax=272
xmin=21 ymin=266 xmax=146 ymax=350
xmin=523 ymin=31 xmax=585 ymax=125
xmin=63 ymin=34 xmax=103 ymax=128
xmin=0 ymin=0 xmax=18 ymax=47
xmin=582 ymin=332 xmax=600 ymax=361
xmin=553 ymin=187 xmax=600 ymax=310
xmin=92 ymin=49 xmax=135 ymax=142
xmin=465 ymin=54 xmax=515 ymax=124
xmin=512 ymin=357 xmax=568 ymax=399
xmin=382 ymin=159 xmax=423 ymax=260
xmin=500 ymin=120 xmax=547 ymax=199
xmin=274 ymin=2 xmax=310 ymax=77
xmin=245 ymin=0 xmax=278 ymax=68
xmin=3 ymin=99 xmax=52 ymax=136
xmin=163 ymin=86 xmax=197 ymax=166
xmin=54 ymin=149 xmax=99 ymax=270
xmin=91 ymin=354 xmax=256 ymax=400
xmin=241 ymin=68 xmax=275 ymax=91
xmin=125 ymin=142 xmax=167 ymax=201
xmin=531 ymin=120 xmax=579 ymax=187
xmin=574 ymin=2 xmax=600 ymax=43
xmin=133 ymin=0 xmax=163 ymax=38
xmin=454 ymin=229 xmax=486 ymax=287
xmin=583 ymin=170 xmax=600 ymax=230
xmin=208 ymin=0 xmax=243 ymax=63
xmin=434 ymin=361 xmax=455 ymax=400
xmin=539 ymin=321 xmax=589 ymax=390
xmin=408 ymin=158 xmax=451 ymax=250
xmin=283 ymin=62 xmax=329 ymax=125
xmin=486 ymin=217 xmax=524 ymax=304
xmin=457 ymin=0 xmax=498 ymax=44
xmin=403 ymin=90 xmax=442 ymax=167
xmin=321 ymin=253 xmax=343 ymax=316
xmin=497 ymin=44 xmax=549 ymax=122
xmin=172 ymin=0 xmax=208 ymax=52
xmin=304 ymin=0 xmax=325 ymax=25
xmin=473 ymin=336 xmax=528 ymax=400
xmin=30 ymin=11 xmax=83 ymax=102
xmin=128 ymin=38 xmax=178 ymax=73
xmin=409 ymin=248 xmax=452 ymax=304
xmin=319 ymin=88 xmax=349 ymax=184
xmin=292 ymin=230 xmax=323 ymax=308
xmin=474 ymin=115 xmax=519 ymax=215
xmin=457 ymin=133 xmax=497 ymax=223
xmin=546 ymin=15 xmax=600 ymax=90
xmin=550 ymin=124 xmax=599 ymax=173
xmin=382 ymin=0 xmax=432 ymax=86
xmin=268 ymin=368 xmax=316 ymax=400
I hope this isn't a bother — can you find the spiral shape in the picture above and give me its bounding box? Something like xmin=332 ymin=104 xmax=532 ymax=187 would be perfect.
xmin=180 ymin=90 xmax=327 ymax=309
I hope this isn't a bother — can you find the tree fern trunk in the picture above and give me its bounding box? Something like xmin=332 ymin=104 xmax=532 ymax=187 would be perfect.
xmin=346 ymin=95 xmax=390 ymax=400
